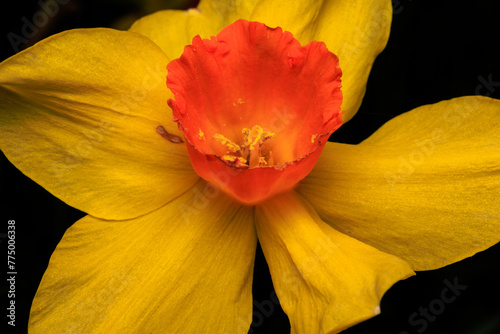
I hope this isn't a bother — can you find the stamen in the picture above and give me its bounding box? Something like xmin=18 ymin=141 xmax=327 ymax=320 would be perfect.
xmin=215 ymin=125 xmax=275 ymax=167
xmin=268 ymin=151 xmax=274 ymax=165
xmin=222 ymin=155 xmax=247 ymax=166
xmin=222 ymin=155 xmax=238 ymax=162
xmin=213 ymin=134 xmax=241 ymax=153
xmin=247 ymin=126 xmax=263 ymax=150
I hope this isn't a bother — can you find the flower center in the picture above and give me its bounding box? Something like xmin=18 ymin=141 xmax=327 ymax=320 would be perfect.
xmin=166 ymin=19 xmax=343 ymax=204
xmin=215 ymin=125 xmax=275 ymax=167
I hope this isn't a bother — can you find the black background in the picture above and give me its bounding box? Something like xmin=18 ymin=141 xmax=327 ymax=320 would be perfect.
xmin=1 ymin=1 xmax=500 ymax=333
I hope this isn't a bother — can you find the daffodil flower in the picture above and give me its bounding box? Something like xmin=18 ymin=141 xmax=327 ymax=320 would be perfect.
xmin=0 ymin=1 xmax=499 ymax=333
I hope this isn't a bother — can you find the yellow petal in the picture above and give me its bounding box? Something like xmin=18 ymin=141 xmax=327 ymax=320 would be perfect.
xmin=298 ymin=96 xmax=500 ymax=271
xmin=130 ymin=0 xmax=392 ymax=122
xmin=29 ymin=180 xmax=256 ymax=334
xmin=130 ymin=0 xmax=318 ymax=60
xmin=129 ymin=1 xmax=271 ymax=59
xmin=255 ymin=191 xmax=414 ymax=334
xmin=312 ymin=0 xmax=392 ymax=122
xmin=0 ymin=28 xmax=198 ymax=220
xmin=129 ymin=9 xmax=225 ymax=60
xmin=129 ymin=0 xmax=258 ymax=59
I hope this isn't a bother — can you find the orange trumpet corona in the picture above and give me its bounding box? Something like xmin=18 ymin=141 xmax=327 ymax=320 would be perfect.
xmin=167 ymin=19 xmax=343 ymax=204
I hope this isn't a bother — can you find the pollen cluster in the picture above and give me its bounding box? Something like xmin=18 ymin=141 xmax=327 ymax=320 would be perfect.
xmin=214 ymin=125 xmax=275 ymax=167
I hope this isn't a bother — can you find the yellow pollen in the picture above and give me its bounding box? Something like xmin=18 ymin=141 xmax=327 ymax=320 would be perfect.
xmin=213 ymin=133 xmax=241 ymax=153
xmin=233 ymin=98 xmax=245 ymax=107
xmin=214 ymin=125 xmax=275 ymax=167
xmin=243 ymin=125 xmax=275 ymax=151
xmin=222 ymin=155 xmax=238 ymax=162
xmin=198 ymin=129 xmax=205 ymax=140
xmin=311 ymin=134 xmax=317 ymax=143
xmin=222 ymin=155 xmax=247 ymax=165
